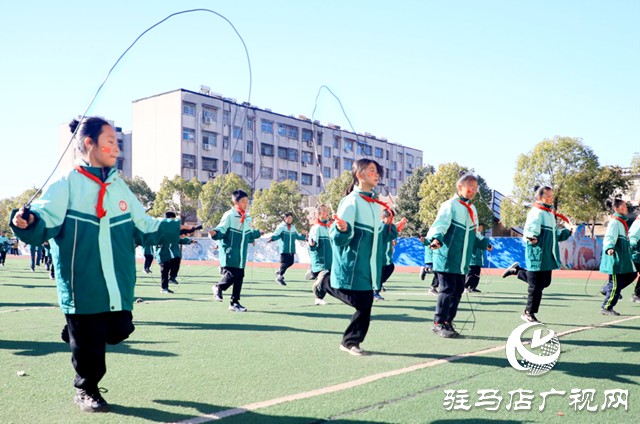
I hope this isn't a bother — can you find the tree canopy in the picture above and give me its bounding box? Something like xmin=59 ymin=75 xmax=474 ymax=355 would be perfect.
xmin=198 ymin=173 xmax=251 ymax=228
xmin=394 ymin=165 xmax=435 ymax=236
xmin=251 ymin=180 xmax=310 ymax=233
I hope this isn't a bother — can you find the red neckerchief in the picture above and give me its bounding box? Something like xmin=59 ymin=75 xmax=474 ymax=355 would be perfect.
xmin=75 ymin=166 xmax=110 ymax=219
xmin=314 ymin=219 xmax=333 ymax=228
xmin=612 ymin=215 xmax=628 ymax=234
xmin=286 ymin=224 xmax=292 ymax=230
xmin=359 ymin=193 xmax=394 ymax=232
xmin=457 ymin=198 xmax=476 ymax=227
xmin=533 ymin=202 xmax=570 ymax=224
xmin=234 ymin=207 xmax=246 ymax=225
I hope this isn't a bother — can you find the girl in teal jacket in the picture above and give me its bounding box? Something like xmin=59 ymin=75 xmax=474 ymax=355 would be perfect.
xmin=269 ymin=212 xmax=307 ymax=285
xmin=425 ymin=172 xmax=492 ymax=338
xmin=308 ymin=204 xmax=332 ymax=305
xmin=11 ymin=117 xmax=192 ymax=413
xmin=502 ymin=186 xmax=571 ymax=323
xmin=599 ymin=199 xmax=637 ymax=314
xmin=319 ymin=159 xmax=397 ymax=356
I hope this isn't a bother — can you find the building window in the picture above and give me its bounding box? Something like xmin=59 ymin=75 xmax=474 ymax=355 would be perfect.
xmin=223 ymin=136 xmax=229 ymax=149
xmin=233 ymin=150 xmax=242 ymax=163
xmin=391 ymin=161 xmax=396 ymax=171
xmin=344 ymin=159 xmax=353 ymax=170
xmin=247 ymin=117 xmax=254 ymax=130
xmin=117 ymin=138 xmax=123 ymax=151
xmin=203 ymin=108 xmax=217 ymax=122
xmin=202 ymin=131 xmax=217 ymax=146
xmin=223 ymin=160 xmax=229 ymax=174
xmin=375 ymin=147 xmax=383 ymax=158
xmin=398 ymin=152 xmax=403 ymax=163
xmin=260 ymin=166 xmax=273 ymax=179
xmin=417 ymin=157 xmax=422 ymax=167
xmin=288 ymin=171 xmax=298 ymax=181
xmin=288 ymin=149 xmax=298 ymax=162
xmin=302 ymin=173 xmax=313 ymax=185
xmin=386 ymin=150 xmax=389 ymax=160
xmin=261 ymin=143 xmax=274 ymax=156
xmin=246 ymin=140 xmax=253 ymax=154
xmin=278 ymin=147 xmax=288 ymax=159
xmin=288 ymin=126 xmax=298 ymax=139
xmin=323 ymin=167 xmax=331 ymax=178
xmin=302 ymin=129 xmax=313 ymax=142
xmin=407 ymin=154 xmax=414 ymax=165
xmin=317 ymin=176 xmax=321 ymax=187
xmin=317 ymin=132 xmax=323 ymax=145
xmin=262 ymin=120 xmax=273 ymax=133
xmin=182 ymin=127 xmax=195 ymax=142
xmin=391 ymin=179 xmax=396 ymax=188
xmin=278 ymin=124 xmax=287 ymax=136
xmin=245 ymin=164 xmax=253 ymax=178
xmin=324 ymin=146 xmax=331 ymax=157
xmin=333 ymin=138 xmax=340 ymax=149
xmin=233 ymin=126 xmax=243 ymax=139
xmin=278 ymin=169 xmax=287 ymax=181
xmin=345 ymin=140 xmax=353 ymax=152
xmin=116 ymin=158 xmax=123 ymax=171
xmin=223 ymin=111 xmax=230 ymax=124
xmin=334 ymin=158 xmax=340 ymax=170
xmin=398 ymin=172 xmax=402 ymax=182
xmin=183 ymin=102 xmax=195 ymax=116
xmin=182 ymin=154 xmax=195 ymax=169
xmin=202 ymin=157 xmax=218 ymax=171
xmin=357 ymin=143 xmax=364 ymax=155
xmin=302 ymin=151 xmax=312 ymax=164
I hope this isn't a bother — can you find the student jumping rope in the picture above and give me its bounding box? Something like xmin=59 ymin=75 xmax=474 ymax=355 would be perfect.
xmin=209 ymin=190 xmax=264 ymax=312
xmin=319 ymin=158 xmax=397 ymax=356
xmin=28 ymin=244 xmax=37 ymax=271
xmin=424 ymin=172 xmax=493 ymax=338
xmin=10 ymin=117 xmax=193 ymax=413
xmin=156 ymin=211 xmax=195 ymax=294
xmin=419 ymin=239 xmax=439 ymax=295
xmin=629 ymin=215 xmax=640 ymax=304
xmin=373 ymin=209 xmax=406 ymax=301
xmin=43 ymin=240 xmax=52 ymax=272
xmin=142 ymin=244 xmax=155 ymax=274
xmin=502 ymin=186 xmax=571 ymax=323
xmin=0 ymin=230 xmax=8 ymax=266
xmin=307 ymin=204 xmax=332 ymax=305
xmin=464 ymin=223 xmax=485 ymax=293
xmin=598 ymin=199 xmax=637 ymax=315
xmin=269 ymin=212 xmax=307 ymax=286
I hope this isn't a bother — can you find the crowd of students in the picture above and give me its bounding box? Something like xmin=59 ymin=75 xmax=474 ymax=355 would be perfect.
xmin=6 ymin=117 xmax=639 ymax=413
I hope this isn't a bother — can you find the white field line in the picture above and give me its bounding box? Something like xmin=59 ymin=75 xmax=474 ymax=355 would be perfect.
xmin=173 ymin=314 xmax=640 ymax=424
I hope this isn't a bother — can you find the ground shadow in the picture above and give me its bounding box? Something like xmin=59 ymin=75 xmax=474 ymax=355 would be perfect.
xmin=0 ymin=302 xmax=57 ymax=308
xmin=136 ymin=320 xmax=342 ymax=335
xmin=0 ymin=339 xmax=177 ymax=357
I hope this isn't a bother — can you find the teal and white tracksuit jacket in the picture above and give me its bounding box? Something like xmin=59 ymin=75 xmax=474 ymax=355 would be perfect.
xmin=523 ymin=204 xmax=571 ymax=272
xmin=330 ymin=187 xmax=397 ymax=291
xmin=0 ymin=236 xmax=9 ymax=252
xmin=9 ymin=161 xmax=181 ymax=314
xmin=210 ymin=209 xmax=261 ymax=269
xmin=143 ymin=245 xmax=154 ymax=256
xmin=383 ymin=224 xmax=399 ymax=267
xmin=425 ymin=196 xmax=491 ymax=275
xmin=309 ymin=220 xmax=333 ymax=273
xmin=156 ymin=237 xmax=191 ymax=263
xmin=271 ymin=222 xmax=306 ymax=254
xmin=599 ymin=214 xmax=635 ymax=275
xmin=629 ymin=218 xmax=640 ymax=265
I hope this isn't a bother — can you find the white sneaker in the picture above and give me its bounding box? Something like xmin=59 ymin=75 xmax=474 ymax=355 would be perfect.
xmin=315 ymin=298 xmax=328 ymax=305
xmin=340 ymin=344 xmax=366 ymax=356
xmin=229 ymin=302 xmax=247 ymax=312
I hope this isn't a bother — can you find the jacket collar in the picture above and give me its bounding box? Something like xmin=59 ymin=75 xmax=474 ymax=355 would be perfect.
xmin=456 ymin=195 xmax=473 ymax=204
xmin=354 ymin=186 xmax=375 ymax=199
xmin=76 ymin=158 xmax=116 ymax=183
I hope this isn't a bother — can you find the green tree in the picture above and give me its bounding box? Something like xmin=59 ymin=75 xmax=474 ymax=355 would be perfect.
xmin=251 ymin=180 xmax=309 ymax=233
xmin=198 ymin=173 xmax=252 ymax=228
xmin=395 ymin=165 xmax=435 ymax=236
xmin=318 ymin=170 xmax=352 ymax=213
xmin=122 ymin=175 xmax=156 ymax=210
xmin=631 ymin=152 xmax=640 ymax=174
xmin=418 ymin=163 xmax=494 ymax=230
xmin=501 ymin=136 xmax=600 ymax=228
xmin=563 ymin=166 xmax=630 ymax=236
xmin=0 ymin=187 xmax=40 ymax=237
xmin=150 ymin=175 xmax=203 ymax=222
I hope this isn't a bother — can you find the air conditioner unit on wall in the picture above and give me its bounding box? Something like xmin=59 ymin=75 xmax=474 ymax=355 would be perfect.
xmin=302 ymin=162 xmax=308 ymax=167
xmin=203 ymin=144 xmax=210 ymax=150
xmin=209 ymin=171 xmax=215 ymax=178
xmin=203 ymin=117 xmax=212 ymax=124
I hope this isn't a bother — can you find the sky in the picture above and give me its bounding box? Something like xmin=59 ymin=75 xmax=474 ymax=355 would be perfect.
xmin=0 ymin=0 xmax=638 ymax=200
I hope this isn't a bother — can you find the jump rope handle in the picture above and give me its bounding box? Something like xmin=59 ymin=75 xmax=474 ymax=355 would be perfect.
xmin=22 ymin=204 xmax=32 ymax=223
xmin=180 ymin=224 xmax=203 ymax=235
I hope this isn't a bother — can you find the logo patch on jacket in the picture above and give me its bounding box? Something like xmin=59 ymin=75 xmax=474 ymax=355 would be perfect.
xmin=119 ymin=201 xmax=127 ymax=211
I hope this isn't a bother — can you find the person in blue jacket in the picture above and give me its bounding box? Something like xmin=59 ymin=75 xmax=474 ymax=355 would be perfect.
xmin=269 ymin=212 xmax=307 ymax=286
xmin=11 ymin=117 xmax=194 ymax=413
xmin=599 ymin=198 xmax=637 ymax=315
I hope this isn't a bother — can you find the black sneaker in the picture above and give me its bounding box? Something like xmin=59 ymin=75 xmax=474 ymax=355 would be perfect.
xmin=431 ymin=323 xmax=456 ymax=338
xmin=428 ymin=287 xmax=438 ymax=296
xmin=443 ymin=322 xmax=460 ymax=338
xmin=631 ymin=295 xmax=640 ymax=303
xmin=381 ymin=285 xmax=386 ymax=292
xmin=212 ymin=285 xmax=223 ymax=302
xmin=468 ymin=288 xmax=481 ymax=293
xmin=420 ymin=266 xmax=427 ymax=281
xmin=600 ymin=289 xmax=606 ymax=296
xmin=276 ymin=276 xmax=286 ymax=286
xmin=160 ymin=289 xmax=174 ymax=294
xmin=61 ymin=325 xmax=70 ymax=343
xmin=229 ymin=302 xmax=247 ymax=312
xmin=600 ymin=308 xmax=620 ymax=316
xmin=312 ymin=278 xmax=326 ymax=298
xmin=521 ymin=311 xmax=540 ymax=323
xmin=169 ymin=278 xmax=179 ymax=285
xmin=74 ymin=388 xmax=109 ymax=413
xmin=502 ymin=262 xmax=520 ymax=278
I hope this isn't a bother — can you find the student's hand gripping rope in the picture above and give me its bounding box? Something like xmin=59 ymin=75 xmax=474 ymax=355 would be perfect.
xmin=333 ymin=215 xmax=348 ymax=232
xmin=396 ymin=217 xmax=407 ymax=232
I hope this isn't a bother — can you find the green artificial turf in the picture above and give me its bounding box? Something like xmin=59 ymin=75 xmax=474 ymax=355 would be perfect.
xmin=1 ymin=258 xmax=639 ymax=424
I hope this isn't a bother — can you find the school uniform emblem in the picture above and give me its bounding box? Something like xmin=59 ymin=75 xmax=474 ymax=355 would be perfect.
xmin=119 ymin=201 xmax=127 ymax=211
